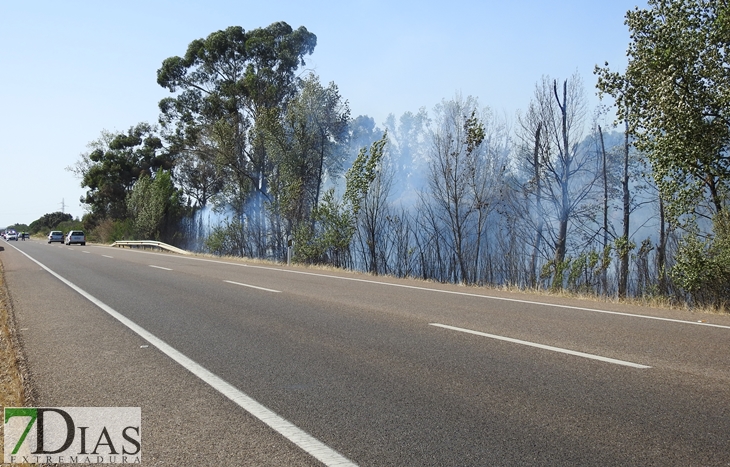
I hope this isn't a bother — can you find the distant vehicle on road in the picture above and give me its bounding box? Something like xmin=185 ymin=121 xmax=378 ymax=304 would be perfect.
xmin=48 ymin=231 xmax=64 ymax=243
xmin=6 ymin=230 xmax=17 ymax=241
xmin=65 ymin=230 xmax=86 ymax=246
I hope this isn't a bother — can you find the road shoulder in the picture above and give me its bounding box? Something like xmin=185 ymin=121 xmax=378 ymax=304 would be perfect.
xmin=0 ymin=243 xmax=321 ymax=466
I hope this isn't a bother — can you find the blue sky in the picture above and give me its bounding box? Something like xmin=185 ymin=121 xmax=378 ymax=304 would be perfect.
xmin=0 ymin=0 xmax=645 ymax=228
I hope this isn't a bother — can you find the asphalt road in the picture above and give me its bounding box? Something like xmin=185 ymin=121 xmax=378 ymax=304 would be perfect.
xmin=2 ymin=238 xmax=730 ymax=466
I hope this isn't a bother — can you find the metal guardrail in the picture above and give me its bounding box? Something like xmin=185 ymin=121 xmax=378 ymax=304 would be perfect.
xmin=110 ymin=240 xmax=190 ymax=255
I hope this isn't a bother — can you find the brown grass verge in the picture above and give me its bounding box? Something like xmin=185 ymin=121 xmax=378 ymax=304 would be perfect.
xmin=0 ymin=259 xmax=34 ymax=465
xmin=122 ymin=244 xmax=728 ymax=316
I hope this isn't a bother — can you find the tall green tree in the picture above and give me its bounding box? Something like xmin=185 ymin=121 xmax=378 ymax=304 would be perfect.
xmin=157 ymin=23 xmax=317 ymax=213
xmin=268 ymin=73 xmax=350 ymax=233
xmin=596 ymin=0 xmax=730 ymax=220
xmin=75 ymin=123 xmax=174 ymax=226
xmin=127 ymin=170 xmax=184 ymax=240
xmin=294 ymin=133 xmax=387 ymax=267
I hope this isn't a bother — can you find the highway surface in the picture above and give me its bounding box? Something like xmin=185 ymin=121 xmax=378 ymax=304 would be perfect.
xmin=2 ymin=238 xmax=730 ymax=465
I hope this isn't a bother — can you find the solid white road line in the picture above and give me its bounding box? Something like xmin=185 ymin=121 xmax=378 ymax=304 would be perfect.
xmin=111 ymin=249 xmax=729 ymax=331
xmin=102 ymin=255 xmax=114 ymax=258
xmin=149 ymin=265 xmax=172 ymax=271
xmin=11 ymin=246 xmax=356 ymax=467
xmin=224 ymin=280 xmax=281 ymax=293
xmin=430 ymin=323 xmax=652 ymax=369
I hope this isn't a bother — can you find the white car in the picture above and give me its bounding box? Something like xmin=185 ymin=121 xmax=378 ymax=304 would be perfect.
xmin=6 ymin=231 xmax=17 ymax=241
xmin=48 ymin=231 xmax=64 ymax=243
xmin=65 ymin=230 xmax=86 ymax=246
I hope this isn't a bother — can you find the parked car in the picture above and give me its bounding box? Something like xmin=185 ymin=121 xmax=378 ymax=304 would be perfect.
xmin=48 ymin=231 xmax=64 ymax=243
xmin=65 ymin=230 xmax=86 ymax=246
xmin=6 ymin=230 xmax=17 ymax=241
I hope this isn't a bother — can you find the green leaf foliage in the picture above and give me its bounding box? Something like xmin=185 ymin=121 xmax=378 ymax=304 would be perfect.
xmin=671 ymin=211 xmax=730 ymax=308
xmin=80 ymin=123 xmax=175 ymax=226
xmin=27 ymin=212 xmax=73 ymax=234
xmin=127 ymin=170 xmax=184 ymax=240
xmin=596 ymin=0 xmax=730 ymax=219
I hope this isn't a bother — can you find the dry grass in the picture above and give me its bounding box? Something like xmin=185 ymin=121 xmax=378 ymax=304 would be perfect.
xmin=143 ymin=245 xmax=730 ymax=316
xmin=0 ymin=260 xmax=33 ymax=465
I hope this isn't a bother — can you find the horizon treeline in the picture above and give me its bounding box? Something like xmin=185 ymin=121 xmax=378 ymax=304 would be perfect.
xmin=70 ymin=1 xmax=730 ymax=309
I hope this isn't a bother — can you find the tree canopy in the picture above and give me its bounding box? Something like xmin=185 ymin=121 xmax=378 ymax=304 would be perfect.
xmin=77 ymin=123 xmax=175 ymax=225
xmin=157 ymin=23 xmax=317 ymax=210
xmin=596 ymin=0 xmax=730 ymax=220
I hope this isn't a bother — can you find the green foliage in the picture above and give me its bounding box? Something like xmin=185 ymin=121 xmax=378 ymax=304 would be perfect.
xmin=344 ymin=132 xmax=387 ymax=217
xmin=78 ymin=123 xmax=175 ymax=227
xmin=464 ymin=109 xmax=486 ymax=156
xmin=596 ymin=0 xmax=730 ymax=219
xmin=293 ymin=133 xmax=388 ymax=267
xmin=127 ymin=170 xmax=184 ymax=240
xmin=541 ymin=258 xmax=571 ymax=291
xmin=294 ymin=189 xmax=353 ymax=267
xmin=90 ymin=218 xmax=135 ymax=243
xmin=267 ymin=73 xmax=351 ymax=230
xmin=157 ymin=23 xmax=318 ymax=216
xmin=671 ymin=211 xmax=730 ymax=308
xmin=28 ymin=212 xmax=73 ymax=234
xmin=204 ymin=218 xmax=246 ymax=257
xmin=56 ymin=219 xmax=84 ymax=233
xmin=614 ymin=236 xmax=636 ymax=264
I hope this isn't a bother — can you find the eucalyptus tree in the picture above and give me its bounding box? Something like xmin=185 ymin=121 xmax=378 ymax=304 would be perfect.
xmin=157 ymin=23 xmax=317 ymax=215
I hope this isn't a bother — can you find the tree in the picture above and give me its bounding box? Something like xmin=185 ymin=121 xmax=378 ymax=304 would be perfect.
xmin=75 ymin=123 xmax=174 ymax=226
xmin=515 ymin=99 xmax=548 ymax=287
xmin=517 ymin=75 xmax=598 ymax=289
xmin=294 ymin=133 xmax=387 ymax=267
xmin=127 ymin=170 xmax=184 ymax=240
xmin=384 ymin=108 xmax=431 ymax=199
xmin=157 ymin=23 xmax=317 ymax=214
xmin=425 ymin=95 xmax=505 ymax=284
xmin=28 ymin=212 xmax=73 ymax=234
xmin=596 ymin=0 xmax=730 ymax=221
xmin=268 ymin=73 xmax=350 ymax=234
xmin=174 ymin=132 xmax=224 ymax=209
xmin=671 ymin=210 xmax=730 ymax=308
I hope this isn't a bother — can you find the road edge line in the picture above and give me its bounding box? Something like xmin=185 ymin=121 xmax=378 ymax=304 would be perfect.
xmin=10 ymin=245 xmax=357 ymax=467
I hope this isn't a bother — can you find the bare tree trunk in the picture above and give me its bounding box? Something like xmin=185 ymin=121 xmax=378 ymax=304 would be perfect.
xmin=619 ymin=121 xmax=631 ymax=299
xmin=529 ymin=123 xmax=543 ymax=288
xmin=552 ymin=80 xmax=571 ymax=286
xmin=598 ymin=125 xmax=609 ymax=295
xmin=657 ymin=195 xmax=668 ymax=295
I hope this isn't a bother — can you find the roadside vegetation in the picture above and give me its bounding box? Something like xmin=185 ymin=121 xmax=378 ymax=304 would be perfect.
xmin=4 ymin=212 xmax=84 ymax=240
xmin=5 ymin=0 xmax=723 ymax=311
